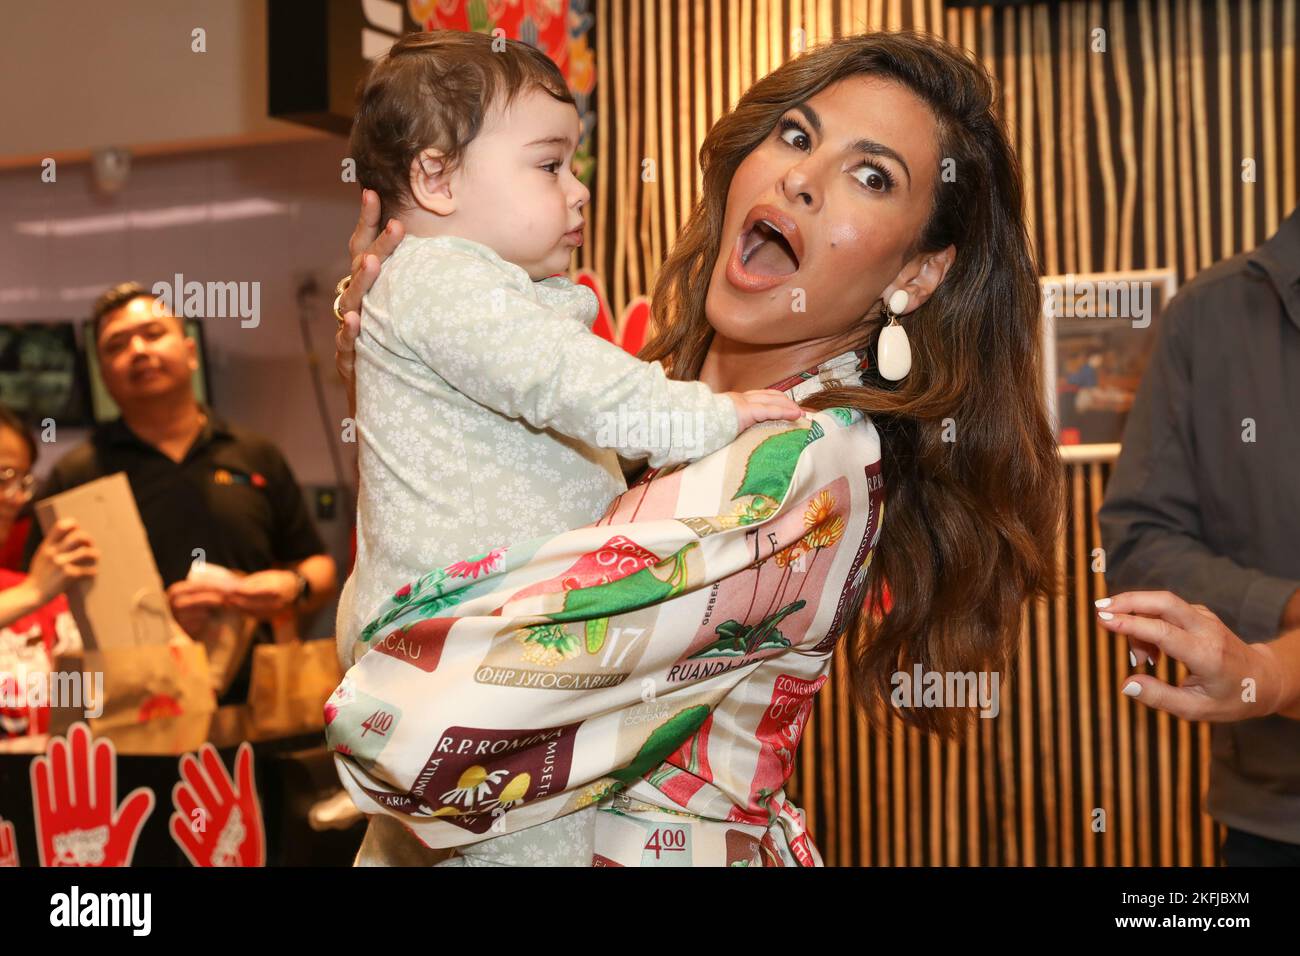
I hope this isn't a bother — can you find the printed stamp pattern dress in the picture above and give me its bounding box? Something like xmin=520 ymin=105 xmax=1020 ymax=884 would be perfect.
xmin=330 ymin=349 xmax=884 ymax=866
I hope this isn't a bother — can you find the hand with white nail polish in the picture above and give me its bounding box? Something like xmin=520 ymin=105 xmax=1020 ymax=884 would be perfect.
xmin=1096 ymin=596 xmax=1157 ymax=668
xmin=1094 ymin=590 xmax=1300 ymax=722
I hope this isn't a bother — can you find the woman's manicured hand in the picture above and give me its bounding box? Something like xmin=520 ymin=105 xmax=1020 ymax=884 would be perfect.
xmin=336 ymin=188 xmax=405 ymax=404
xmin=1096 ymin=590 xmax=1295 ymax=721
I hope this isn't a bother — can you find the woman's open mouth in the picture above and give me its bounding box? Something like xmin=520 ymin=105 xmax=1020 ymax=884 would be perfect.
xmin=725 ymin=205 xmax=804 ymax=293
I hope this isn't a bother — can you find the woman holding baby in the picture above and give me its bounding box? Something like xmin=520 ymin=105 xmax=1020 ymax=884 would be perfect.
xmin=328 ymin=29 xmax=1062 ymax=866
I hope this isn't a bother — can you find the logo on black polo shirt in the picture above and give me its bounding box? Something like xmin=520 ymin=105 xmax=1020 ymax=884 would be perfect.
xmin=212 ymin=467 xmax=267 ymax=488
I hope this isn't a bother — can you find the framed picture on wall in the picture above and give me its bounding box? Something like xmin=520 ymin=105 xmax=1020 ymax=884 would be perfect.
xmin=1040 ymin=268 xmax=1177 ymax=454
xmin=0 ymin=322 xmax=93 ymax=427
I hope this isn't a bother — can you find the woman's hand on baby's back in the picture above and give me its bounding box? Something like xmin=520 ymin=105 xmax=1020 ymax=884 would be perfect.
xmin=337 ymin=189 xmax=405 ymax=399
xmin=345 ymin=189 xmax=404 ymax=302
xmin=727 ymin=389 xmax=805 ymax=432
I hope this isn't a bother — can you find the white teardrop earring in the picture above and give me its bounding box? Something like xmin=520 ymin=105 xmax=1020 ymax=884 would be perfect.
xmin=876 ymin=288 xmax=912 ymax=381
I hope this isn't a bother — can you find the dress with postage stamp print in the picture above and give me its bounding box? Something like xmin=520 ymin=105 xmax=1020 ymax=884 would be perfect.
xmin=329 ymin=348 xmax=884 ymax=866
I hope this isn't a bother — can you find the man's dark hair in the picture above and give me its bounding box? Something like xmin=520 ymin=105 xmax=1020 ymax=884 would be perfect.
xmin=0 ymin=404 xmax=38 ymax=468
xmin=90 ymin=281 xmax=159 ymax=344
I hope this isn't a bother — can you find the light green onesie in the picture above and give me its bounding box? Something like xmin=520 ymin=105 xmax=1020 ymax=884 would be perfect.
xmin=335 ymin=234 xmax=739 ymax=865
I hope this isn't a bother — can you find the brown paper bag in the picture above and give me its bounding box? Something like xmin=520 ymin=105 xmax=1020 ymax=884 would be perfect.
xmin=194 ymin=607 xmax=259 ymax=697
xmin=50 ymin=640 xmax=217 ymax=754
xmin=246 ymin=639 xmax=342 ymax=739
xmin=181 ymin=560 xmax=259 ymax=696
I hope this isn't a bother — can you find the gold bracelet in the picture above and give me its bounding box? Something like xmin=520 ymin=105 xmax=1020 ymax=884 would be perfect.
xmin=333 ymin=275 xmax=352 ymax=325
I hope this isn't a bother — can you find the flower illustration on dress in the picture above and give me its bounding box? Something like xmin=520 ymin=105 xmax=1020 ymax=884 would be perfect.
xmin=517 ymin=623 xmax=582 ymax=666
xmin=744 ymin=490 xmax=847 ymax=626
xmin=774 ymin=539 xmax=808 ymax=569
xmin=786 ymin=491 xmax=846 ymax=607
xmin=486 ymin=773 xmax=532 ymax=816
xmin=441 ymin=766 xmax=509 ymax=809
xmin=802 ymin=490 xmax=846 ymax=549
xmin=447 ymin=547 xmax=505 ymax=580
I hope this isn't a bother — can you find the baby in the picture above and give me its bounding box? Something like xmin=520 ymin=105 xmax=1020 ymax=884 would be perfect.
xmin=338 ymin=29 xmax=803 ymax=659
xmin=336 ymin=31 xmax=801 ymax=864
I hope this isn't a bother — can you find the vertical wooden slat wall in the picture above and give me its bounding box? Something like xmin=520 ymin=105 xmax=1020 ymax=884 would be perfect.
xmin=580 ymin=0 xmax=1300 ymax=866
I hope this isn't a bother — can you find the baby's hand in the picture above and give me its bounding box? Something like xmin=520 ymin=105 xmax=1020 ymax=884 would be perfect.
xmin=726 ymin=389 xmax=805 ymax=432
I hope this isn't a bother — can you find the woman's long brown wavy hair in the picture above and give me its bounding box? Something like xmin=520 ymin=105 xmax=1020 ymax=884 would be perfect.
xmin=641 ymin=31 xmax=1063 ymax=738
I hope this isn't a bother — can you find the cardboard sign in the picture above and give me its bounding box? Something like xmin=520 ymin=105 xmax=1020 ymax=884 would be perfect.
xmin=35 ymin=473 xmax=175 ymax=651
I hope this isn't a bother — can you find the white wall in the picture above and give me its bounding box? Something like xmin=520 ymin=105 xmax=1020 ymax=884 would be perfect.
xmin=1 ymin=0 xmax=322 ymax=163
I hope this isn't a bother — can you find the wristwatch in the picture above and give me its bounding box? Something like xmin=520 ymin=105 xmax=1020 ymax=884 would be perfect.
xmin=292 ymin=569 xmax=312 ymax=607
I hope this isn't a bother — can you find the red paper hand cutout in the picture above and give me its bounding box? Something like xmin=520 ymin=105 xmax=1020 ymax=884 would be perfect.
xmin=576 ymin=270 xmax=651 ymax=357
xmin=30 ymin=722 xmax=155 ymax=867
xmin=169 ymin=742 xmax=264 ymax=867
xmin=0 ymin=818 xmax=18 ymax=867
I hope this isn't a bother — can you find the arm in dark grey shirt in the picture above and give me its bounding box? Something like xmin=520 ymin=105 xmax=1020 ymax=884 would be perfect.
xmin=1098 ymin=296 xmax=1299 ymax=642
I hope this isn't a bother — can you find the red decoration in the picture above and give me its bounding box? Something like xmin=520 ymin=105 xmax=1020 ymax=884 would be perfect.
xmin=577 ymin=270 xmax=651 ymax=356
xmin=169 ymin=742 xmax=266 ymax=867
xmin=30 ymin=722 xmax=155 ymax=866
xmin=0 ymin=818 xmax=18 ymax=866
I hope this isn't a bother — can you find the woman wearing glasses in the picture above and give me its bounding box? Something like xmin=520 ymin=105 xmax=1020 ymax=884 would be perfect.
xmin=0 ymin=405 xmax=39 ymax=571
xmin=0 ymin=405 xmax=99 ymax=738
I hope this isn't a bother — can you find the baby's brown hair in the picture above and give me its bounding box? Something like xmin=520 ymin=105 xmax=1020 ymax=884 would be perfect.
xmin=350 ymin=30 xmax=576 ymax=225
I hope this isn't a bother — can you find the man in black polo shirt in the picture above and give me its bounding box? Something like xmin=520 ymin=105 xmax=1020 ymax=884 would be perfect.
xmin=25 ymin=282 xmax=337 ymax=704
